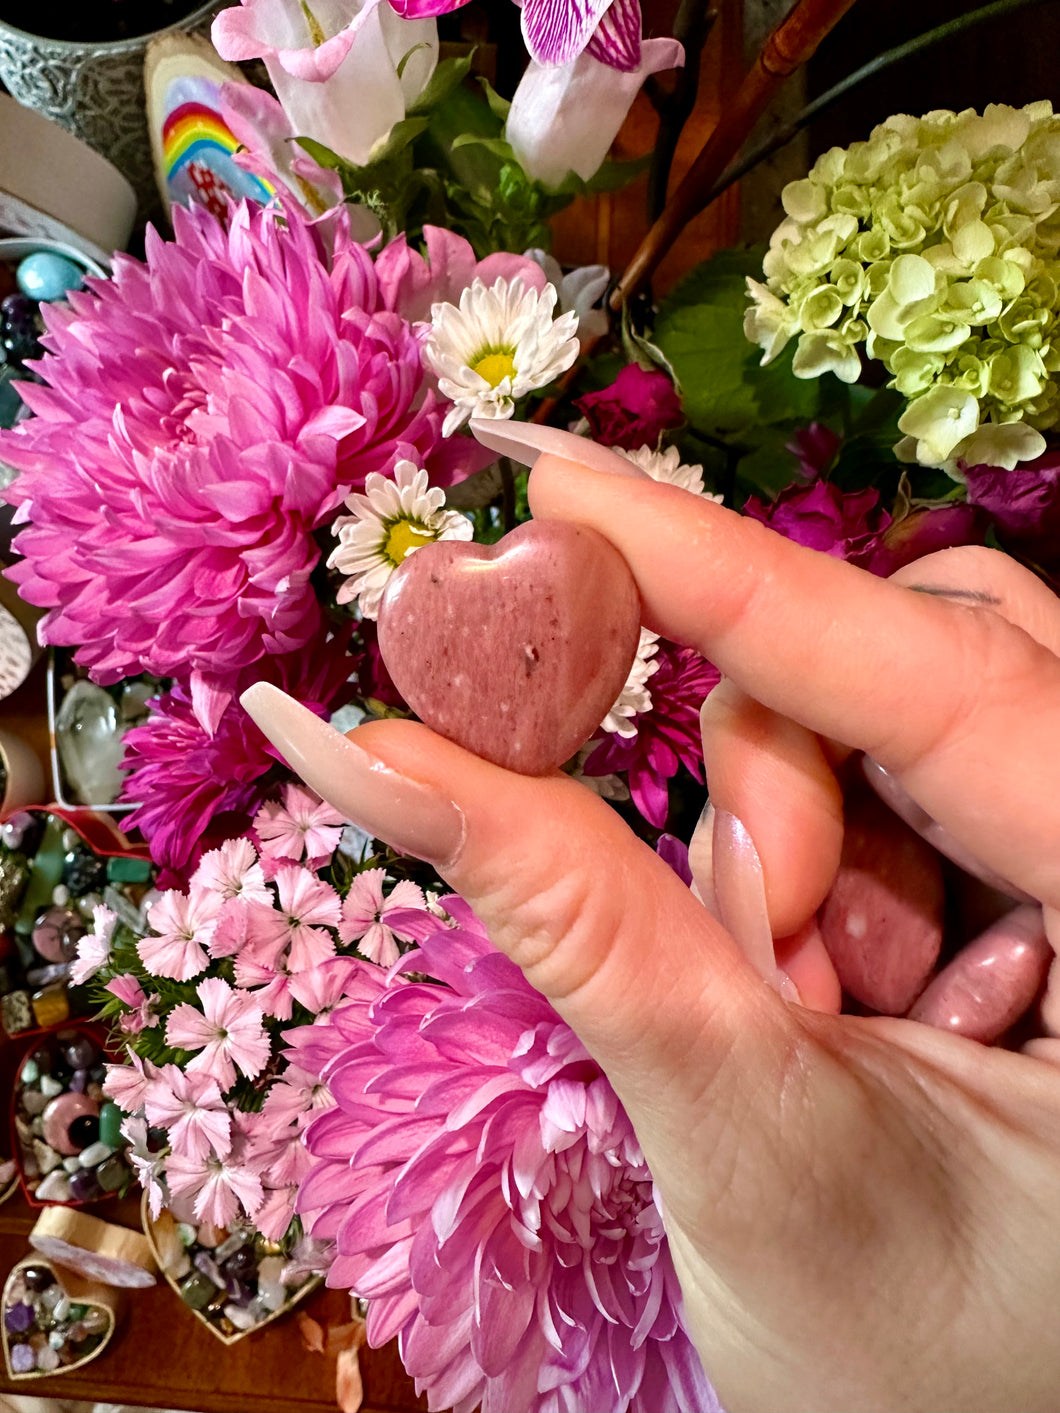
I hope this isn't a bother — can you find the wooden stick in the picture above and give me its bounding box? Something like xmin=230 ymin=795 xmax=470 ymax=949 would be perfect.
xmin=611 ymin=0 xmax=859 ymax=309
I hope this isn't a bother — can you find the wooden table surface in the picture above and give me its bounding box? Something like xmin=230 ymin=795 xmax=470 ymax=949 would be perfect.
xmin=0 ymin=663 xmax=429 ymax=1413
xmin=0 ymin=1185 xmax=427 ymax=1413
xmin=0 ymin=1037 xmax=426 ymax=1413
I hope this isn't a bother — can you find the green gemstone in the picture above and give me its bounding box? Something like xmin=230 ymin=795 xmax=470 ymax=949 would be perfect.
xmin=105 ymin=856 xmax=153 ymax=884
xmin=14 ymin=816 xmax=66 ymax=933
xmin=98 ymin=1101 xmax=123 ymax=1150
xmin=179 ymin=1272 xmax=215 ymax=1311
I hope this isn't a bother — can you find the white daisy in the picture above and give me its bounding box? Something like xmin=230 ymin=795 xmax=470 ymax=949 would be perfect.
xmin=327 ymin=459 xmax=472 ymax=618
xmin=424 ymin=276 xmax=581 ymax=435
xmin=601 ymin=627 xmax=661 ymax=737
xmin=617 ymin=444 xmax=724 ymax=500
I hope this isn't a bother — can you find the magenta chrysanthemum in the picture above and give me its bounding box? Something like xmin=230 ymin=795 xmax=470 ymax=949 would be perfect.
xmin=298 ymin=900 xmax=716 ymax=1413
xmin=585 ymin=639 xmax=720 ymax=828
xmin=118 ymin=635 xmax=355 ymax=877
xmin=1 ymin=199 xmax=446 ymax=688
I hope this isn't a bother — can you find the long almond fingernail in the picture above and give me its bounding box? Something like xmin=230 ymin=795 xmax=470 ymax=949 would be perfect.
xmin=239 ymin=682 xmax=465 ymax=865
xmin=469 ymin=417 xmax=647 ymax=476
xmin=712 ymin=809 xmax=791 ymax=994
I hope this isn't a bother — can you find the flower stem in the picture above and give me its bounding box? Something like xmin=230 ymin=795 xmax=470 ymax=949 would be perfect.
xmin=705 ymin=0 xmax=1058 ymax=210
xmin=611 ymin=0 xmax=861 ymax=312
xmin=645 ymin=0 xmax=717 ymax=223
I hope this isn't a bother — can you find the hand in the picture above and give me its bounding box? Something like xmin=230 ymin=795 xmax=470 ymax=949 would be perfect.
xmin=243 ymin=444 xmax=1060 ymax=1413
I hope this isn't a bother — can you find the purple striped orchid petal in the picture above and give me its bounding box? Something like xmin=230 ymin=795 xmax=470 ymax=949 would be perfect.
xmin=521 ymin=0 xmax=616 ymax=66
xmin=507 ymin=38 xmax=683 ymax=187
xmin=387 ymin=0 xmax=469 ymax=14
xmin=585 ymin=0 xmax=640 ymax=71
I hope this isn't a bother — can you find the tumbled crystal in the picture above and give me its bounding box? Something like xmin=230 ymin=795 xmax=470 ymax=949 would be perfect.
xmin=193 ymin=1251 xmax=226 ymax=1289
xmin=96 ymin=1155 xmax=126 ymax=1193
xmin=54 ymin=681 xmax=127 ymax=805
xmin=61 ymin=1031 xmax=100 ymax=1070
xmin=69 ymin=1167 xmax=101 ymax=1202
xmin=80 ymin=1308 xmax=108 ymax=1335
xmin=35 ymin=1343 xmax=61 ymax=1371
xmin=179 ymin=1271 xmax=215 ymax=1311
xmin=5 ymin=1300 xmax=33 ymax=1332
xmin=10 ymin=1341 xmax=35 ymax=1373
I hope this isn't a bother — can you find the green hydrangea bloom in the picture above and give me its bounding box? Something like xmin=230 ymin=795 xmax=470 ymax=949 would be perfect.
xmin=744 ymin=101 xmax=1060 ymax=470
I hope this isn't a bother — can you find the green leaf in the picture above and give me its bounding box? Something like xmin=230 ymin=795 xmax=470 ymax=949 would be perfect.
xmin=733 ymin=427 xmax=807 ymax=504
xmin=828 ymin=430 xmax=904 ymax=498
xmin=396 ymin=41 xmax=432 ymax=82
xmin=451 ymin=132 xmax=517 ymax=163
xmin=551 ymin=154 xmax=649 ymax=196
xmin=657 ymin=247 xmax=767 ymax=319
xmin=408 ymin=52 xmax=474 ymax=115
xmin=365 ymin=115 xmax=431 ymax=166
xmin=653 ymin=250 xmax=823 ymax=436
xmin=476 ymin=74 xmax=510 ymax=122
xmin=292 ymin=135 xmax=347 ymax=172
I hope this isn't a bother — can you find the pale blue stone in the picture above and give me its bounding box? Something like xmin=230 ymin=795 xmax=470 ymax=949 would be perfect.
xmin=16 ymin=251 xmax=84 ymax=302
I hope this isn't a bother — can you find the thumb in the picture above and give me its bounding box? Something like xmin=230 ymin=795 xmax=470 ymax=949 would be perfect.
xmin=239 ymin=683 xmax=795 ymax=1148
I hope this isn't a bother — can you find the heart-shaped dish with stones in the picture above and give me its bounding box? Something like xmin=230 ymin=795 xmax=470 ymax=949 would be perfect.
xmin=142 ymin=1199 xmax=320 ymax=1346
xmin=2 ymin=1256 xmax=116 ymax=1379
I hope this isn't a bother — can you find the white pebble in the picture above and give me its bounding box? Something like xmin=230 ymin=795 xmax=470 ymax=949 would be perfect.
xmin=223 ymin=1302 xmax=258 ymax=1331
xmin=258 ymin=1282 xmax=288 ymax=1313
xmin=79 ymin=1140 xmax=113 ymax=1167
xmin=51 ymin=883 xmax=70 ymax=906
xmin=34 ymin=1170 xmax=71 ymax=1202
xmin=39 ymin=1075 xmax=62 ymax=1098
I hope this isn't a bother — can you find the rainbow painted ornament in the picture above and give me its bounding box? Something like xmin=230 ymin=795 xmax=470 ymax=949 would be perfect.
xmin=146 ymin=34 xmax=271 ymax=219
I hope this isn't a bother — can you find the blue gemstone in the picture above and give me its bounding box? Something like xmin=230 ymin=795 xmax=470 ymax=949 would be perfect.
xmin=16 ymin=251 xmax=84 ymax=302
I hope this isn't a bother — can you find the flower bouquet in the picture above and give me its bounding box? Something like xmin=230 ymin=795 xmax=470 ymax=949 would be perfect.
xmin=3 ymin=0 xmax=1060 ymax=1404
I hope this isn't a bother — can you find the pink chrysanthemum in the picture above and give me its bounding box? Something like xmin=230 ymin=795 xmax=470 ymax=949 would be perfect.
xmin=584 ymin=639 xmax=720 ymax=828
xmin=118 ymin=636 xmax=355 ymax=876
xmin=1 ymin=199 xmax=450 ymax=690
xmin=298 ymin=900 xmax=715 ymax=1413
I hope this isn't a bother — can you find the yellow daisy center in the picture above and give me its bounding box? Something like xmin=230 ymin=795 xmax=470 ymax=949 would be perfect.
xmin=472 ymin=350 xmax=518 ymax=388
xmin=384 ymin=518 xmax=434 ymax=567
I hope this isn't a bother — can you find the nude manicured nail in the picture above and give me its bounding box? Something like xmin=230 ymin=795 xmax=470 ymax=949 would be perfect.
xmin=468 ymin=417 xmax=648 ymax=477
xmin=861 ymin=756 xmax=1035 ymax=903
xmin=687 ymin=800 xmax=717 ymax=913
xmin=239 ymin=682 xmax=465 ymax=865
xmin=712 ymin=808 xmax=795 ymax=997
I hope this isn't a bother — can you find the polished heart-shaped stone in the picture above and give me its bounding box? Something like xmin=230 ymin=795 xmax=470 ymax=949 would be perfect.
xmin=377 ymin=521 xmax=642 ymax=775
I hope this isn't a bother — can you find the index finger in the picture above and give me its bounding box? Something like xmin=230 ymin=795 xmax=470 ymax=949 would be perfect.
xmin=501 ymin=433 xmax=1060 ymax=908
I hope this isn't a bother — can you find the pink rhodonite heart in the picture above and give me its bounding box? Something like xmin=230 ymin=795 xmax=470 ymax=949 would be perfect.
xmin=377 ymin=521 xmax=642 ymax=775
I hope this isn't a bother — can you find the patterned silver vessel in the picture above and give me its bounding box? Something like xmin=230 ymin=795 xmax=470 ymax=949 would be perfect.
xmin=0 ymin=2 xmax=228 ymax=224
